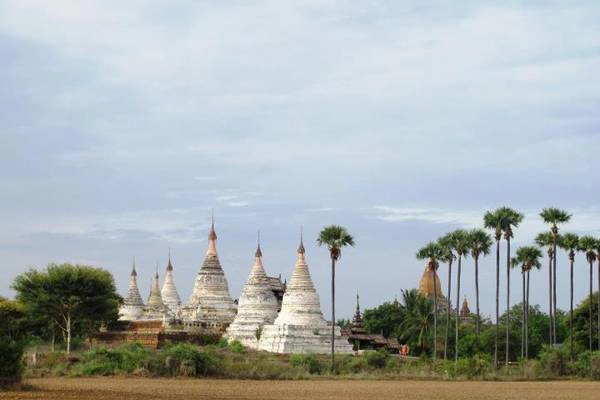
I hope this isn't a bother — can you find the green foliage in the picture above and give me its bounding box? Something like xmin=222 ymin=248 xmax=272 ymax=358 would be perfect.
xmin=364 ymin=349 xmax=389 ymax=369
xmin=0 ymin=298 xmax=29 ymax=386
xmin=363 ymin=300 xmax=403 ymax=338
xmin=158 ymin=343 xmax=220 ymax=376
xmin=537 ymin=346 xmax=569 ymax=377
xmin=229 ymin=340 xmax=245 ymax=354
xmin=317 ymin=225 xmax=355 ymax=259
xmin=416 ymin=242 xmax=443 ymax=262
xmin=573 ymin=351 xmax=600 ymax=380
xmin=540 ymin=208 xmax=572 ymax=226
xmin=571 ymin=292 xmax=600 ymax=351
xmin=398 ymin=289 xmax=434 ymax=355
xmin=289 ymin=354 xmax=323 ymax=374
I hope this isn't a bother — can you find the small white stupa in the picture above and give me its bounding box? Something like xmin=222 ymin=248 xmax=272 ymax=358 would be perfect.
xmin=258 ymin=235 xmax=352 ymax=354
xmin=119 ymin=258 xmax=145 ymax=321
xmin=161 ymin=250 xmax=182 ymax=314
xmin=141 ymin=267 xmax=172 ymax=320
xmin=186 ymin=218 xmax=237 ymax=326
xmin=225 ymin=237 xmax=279 ymax=347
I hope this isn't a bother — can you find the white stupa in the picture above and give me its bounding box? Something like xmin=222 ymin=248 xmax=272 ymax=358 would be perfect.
xmin=161 ymin=251 xmax=182 ymax=314
xmin=257 ymin=237 xmax=353 ymax=354
xmin=119 ymin=259 xmax=145 ymax=321
xmin=186 ymin=219 xmax=237 ymax=326
xmin=225 ymin=240 xmax=279 ymax=347
xmin=141 ymin=268 xmax=172 ymax=320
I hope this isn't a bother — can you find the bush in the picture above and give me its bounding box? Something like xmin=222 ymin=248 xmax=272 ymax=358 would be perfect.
xmin=159 ymin=343 xmax=221 ymax=376
xmin=289 ymin=354 xmax=323 ymax=374
xmin=538 ymin=347 xmax=568 ymax=377
xmin=0 ymin=339 xmax=24 ymax=387
xmin=365 ymin=349 xmax=389 ymax=369
xmin=574 ymin=351 xmax=600 ymax=379
xmin=229 ymin=340 xmax=245 ymax=354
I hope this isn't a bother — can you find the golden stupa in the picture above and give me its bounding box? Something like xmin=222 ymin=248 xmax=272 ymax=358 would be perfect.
xmin=418 ymin=261 xmax=444 ymax=298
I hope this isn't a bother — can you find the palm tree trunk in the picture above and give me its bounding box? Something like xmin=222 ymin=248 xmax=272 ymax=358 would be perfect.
xmin=455 ymin=255 xmax=462 ymax=362
xmin=570 ymin=256 xmax=574 ymax=360
xmin=548 ymin=251 xmax=553 ymax=346
xmin=553 ymin=238 xmax=558 ymax=344
xmin=589 ymin=260 xmax=593 ymax=352
xmin=495 ymin=238 xmax=500 ymax=367
xmin=445 ymin=259 xmax=453 ymax=360
xmin=506 ymin=237 xmax=511 ymax=366
xmin=475 ymin=255 xmax=481 ymax=337
xmin=331 ymin=257 xmax=336 ymax=372
xmin=521 ymin=271 xmax=526 ymax=358
xmin=521 ymin=271 xmax=525 ymax=360
xmin=597 ymin=259 xmax=600 ymax=350
xmin=525 ymin=271 xmax=529 ymax=359
xmin=432 ymin=263 xmax=438 ymax=361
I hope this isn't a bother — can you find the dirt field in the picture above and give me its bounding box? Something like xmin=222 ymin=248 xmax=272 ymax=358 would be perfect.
xmin=1 ymin=378 xmax=598 ymax=400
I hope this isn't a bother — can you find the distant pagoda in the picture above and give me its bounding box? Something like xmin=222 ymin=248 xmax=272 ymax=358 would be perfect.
xmin=418 ymin=260 xmax=449 ymax=311
xmin=257 ymin=236 xmax=353 ymax=354
xmin=225 ymin=238 xmax=279 ymax=347
xmin=118 ymin=258 xmax=145 ymax=321
xmin=141 ymin=268 xmax=172 ymax=320
xmin=161 ymin=251 xmax=182 ymax=314
xmin=185 ymin=218 xmax=237 ymax=326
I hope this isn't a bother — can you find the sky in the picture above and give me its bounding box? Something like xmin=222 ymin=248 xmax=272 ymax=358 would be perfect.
xmin=1 ymin=1 xmax=600 ymax=321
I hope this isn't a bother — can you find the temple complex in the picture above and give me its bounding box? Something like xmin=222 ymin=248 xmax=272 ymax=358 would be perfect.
xmin=341 ymin=293 xmax=401 ymax=353
xmin=257 ymin=237 xmax=353 ymax=354
xmin=183 ymin=220 xmax=237 ymax=327
xmin=118 ymin=260 xmax=145 ymax=321
xmin=161 ymin=252 xmax=181 ymax=314
xmin=225 ymin=241 xmax=280 ymax=347
xmin=418 ymin=260 xmax=449 ymax=310
xmin=460 ymin=297 xmax=472 ymax=322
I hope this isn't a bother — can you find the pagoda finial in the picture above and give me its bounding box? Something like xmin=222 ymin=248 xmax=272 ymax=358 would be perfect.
xmin=297 ymin=225 xmax=305 ymax=254
xmin=356 ymin=291 xmax=360 ymax=313
xmin=167 ymin=248 xmax=173 ymax=271
xmin=131 ymin=256 xmax=137 ymax=277
xmin=155 ymin=262 xmax=159 ymax=278
xmin=255 ymin=230 xmax=262 ymax=258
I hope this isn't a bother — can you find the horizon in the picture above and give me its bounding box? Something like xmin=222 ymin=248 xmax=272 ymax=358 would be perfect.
xmin=2 ymin=1 xmax=600 ymax=320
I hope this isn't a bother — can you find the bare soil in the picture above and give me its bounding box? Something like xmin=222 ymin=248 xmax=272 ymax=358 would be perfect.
xmin=1 ymin=378 xmax=598 ymax=400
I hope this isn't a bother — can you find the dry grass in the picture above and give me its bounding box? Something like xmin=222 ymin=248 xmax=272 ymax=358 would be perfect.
xmin=1 ymin=378 xmax=599 ymax=400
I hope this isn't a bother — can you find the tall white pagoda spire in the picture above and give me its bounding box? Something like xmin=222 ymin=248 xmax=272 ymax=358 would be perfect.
xmin=118 ymin=257 xmax=145 ymax=321
xmin=186 ymin=215 xmax=237 ymax=325
xmin=225 ymin=232 xmax=279 ymax=347
xmin=258 ymin=230 xmax=353 ymax=354
xmin=161 ymin=249 xmax=181 ymax=313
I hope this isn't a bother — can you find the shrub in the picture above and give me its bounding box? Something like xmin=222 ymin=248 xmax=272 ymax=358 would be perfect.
xmin=0 ymin=339 xmax=24 ymax=388
xmin=289 ymin=354 xmax=323 ymax=374
xmin=365 ymin=349 xmax=389 ymax=369
xmin=574 ymin=351 xmax=600 ymax=380
xmin=538 ymin=347 xmax=568 ymax=377
xmin=229 ymin=340 xmax=245 ymax=354
xmin=159 ymin=343 xmax=221 ymax=376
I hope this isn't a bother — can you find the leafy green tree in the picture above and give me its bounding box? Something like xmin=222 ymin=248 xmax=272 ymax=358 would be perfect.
xmin=437 ymin=233 xmax=456 ymax=360
xmin=540 ymin=207 xmax=571 ymax=344
xmin=535 ymin=231 xmax=555 ymax=346
xmin=363 ymin=300 xmax=403 ymax=338
xmin=317 ymin=225 xmax=355 ymax=371
xmin=416 ymin=241 xmax=443 ymax=360
xmin=483 ymin=208 xmax=507 ymax=366
xmin=578 ymin=236 xmax=598 ymax=352
xmin=468 ymin=229 xmax=492 ymax=338
xmin=12 ymin=263 xmax=121 ymax=354
xmin=572 ymin=292 xmax=600 ymax=353
xmin=595 ymin=240 xmax=600 ymax=352
xmin=559 ymin=233 xmax=579 ymax=359
xmin=448 ymin=229 xmax=470 ymax=361
xmin=0 ymin=298 xmax=29 ymax=386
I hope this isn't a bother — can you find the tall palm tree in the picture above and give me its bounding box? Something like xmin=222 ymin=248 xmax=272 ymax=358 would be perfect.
xmin=416 ymin=242 xmax=443 ymax=360
xmin=499 ymin=207 xmax=524 ymax=366
xmin=437 ymin=233 xmax=455 ymax=360
xmin=449 ymin=229 xmax=470 ymax=361
xmin=483 ymin=209 xmax=507 ymax=367
xmin=317 ymin=225 xmax=355 ymax=371
xmin=596 ymin=240 xmax=600 ymax=350
xmin=559 ymin=233 xmax=579 ymax=360
xmin=535 ymin=232 xmax=555 ymax=346
xmin=540 ymin=207 xmax=571 ymax=344
xmin=512 ymin=246 xmax=542 ymax=359
xmin=469 ymin=229 xmax=493 ymax=338
xmin=510 ymin=256 xmax=525 ymax=359
xmin=578 ymin=235 xmax=597 ymax=353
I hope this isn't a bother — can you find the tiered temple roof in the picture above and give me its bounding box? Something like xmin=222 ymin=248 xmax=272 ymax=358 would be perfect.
xmin=257 ymin=236 xmax=353 ymax=354
xmin=418 ymin=260 xmax=449 ymax=311
xmin=142 ymin=269 xmax=172 ymax=320
xmin=185 ymin=220 xmax=237 ymax=326
xmin=118 ymin=259 xmax=145 ymax=321
xmin=161 ymin=252 xmax=182 ymax=313
xmin=225 ymin=241 xmax=280 ymax=347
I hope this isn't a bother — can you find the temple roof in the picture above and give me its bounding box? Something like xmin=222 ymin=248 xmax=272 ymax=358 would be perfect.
xmin=418 ymin=260 xmax=444 ymax=298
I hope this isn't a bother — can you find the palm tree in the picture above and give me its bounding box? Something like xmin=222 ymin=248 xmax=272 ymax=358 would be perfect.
xmin=398 ymin=289 xmax=434 ymax=354
xmin=499 ymin=207 xmax=524 ymax=366
xmin=416 ymin=242 xmax=443 ymax=360
xmin=512 ymin=246 xmax=542 ymax=359
xmin=578 ymin=235 xmax=597 ymax=352
xmin=559 ymin=233 xmax=579 ymax=360
xmin=469 ymin=229 xmax=493 ymax=338
xmin=535 ymin=232 xmax=555 ymax=346
xmin=483 ymin=209 xmax=506 ymax=367
xmin=449 ymin=229 xmax=470 ymax=361
xmin=317 ymin=225 xmax=355 ymax=372
xmin=596 ymin=240 xmax=600 ymax=350
xmin=540 ymin=207 xmax=571 ymax=344
xmin=437 ymin=233 xmax=455 ymax=360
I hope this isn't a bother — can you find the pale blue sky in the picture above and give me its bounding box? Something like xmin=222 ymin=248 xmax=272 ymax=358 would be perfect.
xmin=1 ymin=1 xmax=600 ymax=319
